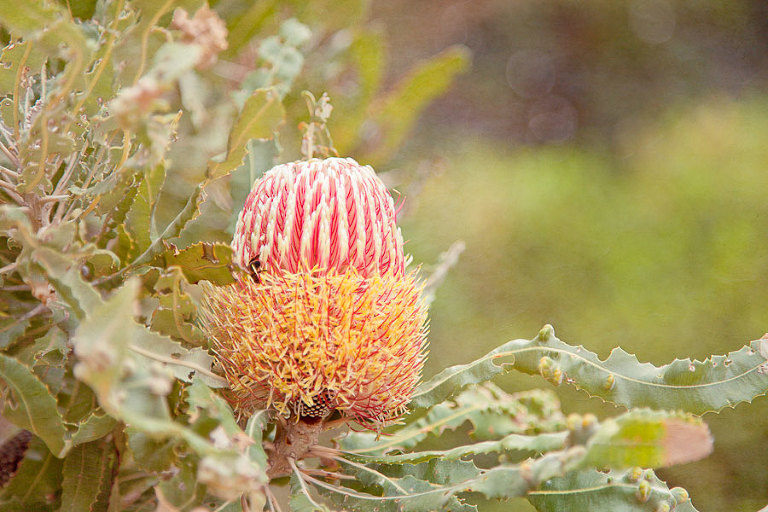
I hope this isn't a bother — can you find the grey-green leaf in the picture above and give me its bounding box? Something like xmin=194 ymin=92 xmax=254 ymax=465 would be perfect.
xmin=59 ymin=439 xmax=115 ymax=512
xmin=527 ymin=468 xmax=697 ymax=512
xmin=155 ymin=241 xmax=234 ymax=285
xmin=70 ymin=412 xmax=117 ymax=447
xmin=412 ymin=325 xmax=768 ymax=415
xmin=32 ymin=246 xmax=103 ymax=320
xmin=245 ymin=410 xmax=269 ymax=469
xmin=343 ymin=385 xmax=565 ymax=455
xmin=0 ymin=353 xmax=69 ymax=457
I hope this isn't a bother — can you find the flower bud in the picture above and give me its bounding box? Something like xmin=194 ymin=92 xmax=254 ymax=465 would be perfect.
xmin=232 ymin=157 xmax=405 ymax=277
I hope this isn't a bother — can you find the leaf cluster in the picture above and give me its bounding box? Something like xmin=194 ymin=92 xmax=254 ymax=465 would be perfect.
xmin=0 ymin=0 xmax=468 ymax=510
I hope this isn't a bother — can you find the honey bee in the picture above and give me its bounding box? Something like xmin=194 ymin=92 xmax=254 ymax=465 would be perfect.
xmin=248 ymin=257 xmax=261 ymax=283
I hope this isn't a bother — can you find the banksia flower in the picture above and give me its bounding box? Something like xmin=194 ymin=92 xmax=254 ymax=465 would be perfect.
xmin=203 ymin=157 xmax=427 ymax=428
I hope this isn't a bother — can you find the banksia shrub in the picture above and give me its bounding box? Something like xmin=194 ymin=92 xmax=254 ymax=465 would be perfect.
xmin=202 ymin=158 xmax=427 ymax=428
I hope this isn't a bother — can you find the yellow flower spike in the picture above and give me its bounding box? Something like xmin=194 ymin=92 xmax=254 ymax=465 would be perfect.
xmin=201 ymin=269 xmax=428 ymax=428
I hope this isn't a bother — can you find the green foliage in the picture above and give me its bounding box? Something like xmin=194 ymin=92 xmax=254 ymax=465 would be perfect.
xmin=59 ymin=439 xmax=116 ymax=512
xmin=0 ymin=0 xmax=469 ymax=509
xmin=0 ymin=1 xmax=765 ymax=511
xmin=528 ymin=469 xmax=696 ymax=512
xmin=0 ymin=353 xmax=68 ymax=457
xmin=209 ymin=88 xmax=286 ymax=180
xmin=317 ymin=379 xmax=715 ymax=511
xmin=412 ymin=325 xmax=768 ymax=415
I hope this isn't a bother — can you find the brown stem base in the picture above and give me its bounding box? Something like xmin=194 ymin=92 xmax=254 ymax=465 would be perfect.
xmin=266 ymin=417 xmax=325 ymax=478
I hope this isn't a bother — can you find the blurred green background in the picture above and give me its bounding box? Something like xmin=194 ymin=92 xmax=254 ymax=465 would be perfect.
xmin=366 ymin=1 xmax=768 ymax=510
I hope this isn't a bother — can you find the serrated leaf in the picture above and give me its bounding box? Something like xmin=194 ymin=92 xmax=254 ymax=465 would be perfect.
xmin=156 ymin=241 xmax=234 ymax=285
xmin=72 ymin=5 xmax=128 ymax=117
xmin=82 ymin=249 xmax=120 ymax=280
xmin=527 ymin=468 xmax=697 ymax=512
xmin=94 ymin=172 xmax=141 ymax=221
xmin=28 ymin=325 xmax=68 ymax=368
xmin=412 ymin=326 xmax=768 ymax=415
xmin=330 ymin=405 xmax=709 ymax=509
xmin=344 ymin=385 xmax=565 ymax=455
xmin=149 ymin=301 xmax=205 ymax=344
xmin=75 ymin=274 xmax=223 ymax=394
xmin=208 ymin=88 xmax=285 ymax=180
xmin=117 ymin=0 xmax=193 ymax=84
xmin=346 ymin=431 xmax=569 ymax=466
xmin=13 ymin=325 xmax=67 ymax=396
xmin=124 ymin=180 xmax=207 ymax=271
xmin=583 ymin=409 xmax=713 ymax=469
xmin=70 ymin=411 xmax=117 ymax=447
xmin=131 ymin=318 xmax=222 ymax=388
xmin=0 ymin=353 xmax=69 ymax=457
xmin=184 ymin=379 xmax=239 ymax=435
xmin=72 ymin=279 xmax=182 ymax=429
xmin=466 ymin=449 xmax=585 ymax=500
xmin=0 ymin=308 xmax=32 ymax=351
xmin=125 ymin=164 xmax=166 ymax=258
xmin=308 ymin=451 xmax=583 ymax=511
xmin=59 ymin=439 xmax=115 ymax=512
xmin=0 ymin=3 xmax=90 ymax=127
xmin=60 ymin=378 xmax=99 ymax=425
xmin=71 ymin=279 xmax=262 ymax=504
xmin=317 ymin=479 xmax=467 ymax=512
xmin=149 ymin=267 xmax=206 ymax=343
xmin=326 ymin=457 xmax=480 ymax=512
xmin=371 ymin=458 xmax=481 ymax=489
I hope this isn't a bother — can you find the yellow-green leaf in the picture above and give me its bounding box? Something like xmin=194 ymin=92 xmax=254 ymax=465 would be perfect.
xmin=208 ymin=88 xmax=285 ymax=180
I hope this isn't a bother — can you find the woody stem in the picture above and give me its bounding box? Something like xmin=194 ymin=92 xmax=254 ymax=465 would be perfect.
xmin=266 ymin=417 xmax=325 ymax=478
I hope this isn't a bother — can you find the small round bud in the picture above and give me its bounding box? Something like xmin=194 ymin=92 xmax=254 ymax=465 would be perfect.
xmin=636 ymin=480 xmax=651 ymax=503
xmin=670 ymin=487 xmax=689 ymax=504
